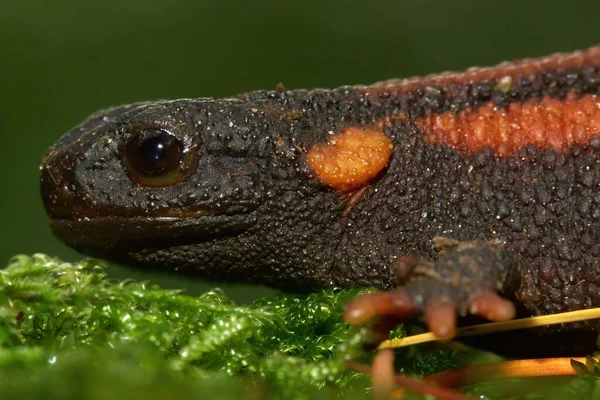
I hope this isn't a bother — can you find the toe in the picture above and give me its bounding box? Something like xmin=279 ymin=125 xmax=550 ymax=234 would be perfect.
xmin=371 ymin=349 xmax=395 ymax=399
xmin=424 ymin=298 xmax=457 ymax=340
xmin=470 ymin=291 xmax=516 ymax=321
xmin=344 ymin=290 xmax=415 ymax=325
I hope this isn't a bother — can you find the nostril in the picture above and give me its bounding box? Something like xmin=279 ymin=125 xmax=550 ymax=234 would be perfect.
xmin=58 ymin=183 xmax=75 ymax=200
xmin=40 ymin=164 xmax=58 ymax=210
xmin=40 ymin=159 xmax=77 ymax=217
xmin=41 ymin=162 xmax=61 ymax=186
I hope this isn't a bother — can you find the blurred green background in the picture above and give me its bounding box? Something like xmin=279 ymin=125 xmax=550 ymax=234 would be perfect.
xmin=1 ymin=0 xmax=599 ymax=299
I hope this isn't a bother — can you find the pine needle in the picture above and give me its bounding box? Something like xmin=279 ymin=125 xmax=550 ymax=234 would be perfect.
xmin=379 ymin=308 xmax=600 ymax=349
xmin=425 ymin=357 xmax=588 ymax=387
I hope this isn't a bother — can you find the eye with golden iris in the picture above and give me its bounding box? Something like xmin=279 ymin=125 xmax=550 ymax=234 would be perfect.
xmin=124 ymin=128 xmax=194 ymax=187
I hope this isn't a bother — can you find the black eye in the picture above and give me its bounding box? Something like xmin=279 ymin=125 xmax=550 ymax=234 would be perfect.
xmin=123 ymin=128 xmax=196 ymax=187
xmin=128 ymin=128 xmax=183 ymax=176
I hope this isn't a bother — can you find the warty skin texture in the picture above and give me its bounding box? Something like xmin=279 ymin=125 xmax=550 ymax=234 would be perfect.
xmin=42 ymin=46 xmax=600 ymax=351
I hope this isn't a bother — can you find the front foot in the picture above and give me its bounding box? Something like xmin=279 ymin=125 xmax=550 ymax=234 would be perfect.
xmin=344 ymin=237 xmax=520 ymax=342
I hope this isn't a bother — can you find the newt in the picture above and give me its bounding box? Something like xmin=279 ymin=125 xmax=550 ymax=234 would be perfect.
xmin=41 ymin=45 xmax=600 ymax=353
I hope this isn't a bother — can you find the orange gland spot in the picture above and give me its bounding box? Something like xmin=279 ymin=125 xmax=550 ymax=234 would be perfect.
xmin=417 ymin=94 xmax=600 ymax=155
xmin=306 ymin=127 xmax=393 ymax=192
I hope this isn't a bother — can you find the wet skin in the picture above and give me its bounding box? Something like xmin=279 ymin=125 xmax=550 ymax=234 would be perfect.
xmin=41 ymin=45 xmax=600 ymax=352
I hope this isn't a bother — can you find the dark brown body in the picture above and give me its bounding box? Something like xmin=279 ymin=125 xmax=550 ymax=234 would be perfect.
xmin=41 ymin=46 xmax=600 ymax=350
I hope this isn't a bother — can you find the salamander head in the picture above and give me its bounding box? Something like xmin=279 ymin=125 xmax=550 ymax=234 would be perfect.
xmin=40 ymin=98 xmax=346 ymax=289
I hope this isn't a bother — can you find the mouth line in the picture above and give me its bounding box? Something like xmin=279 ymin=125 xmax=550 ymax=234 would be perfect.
xmin=50 ymin=213 xmax=256 ymax=250
xmin=46 ymin=199 xmax=261 ymax=220
xmin=51 ymin=208 xmax=212 ymax=220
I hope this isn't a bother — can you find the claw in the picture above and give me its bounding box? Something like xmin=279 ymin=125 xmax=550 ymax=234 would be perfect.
xmin=470 ymin=291 xmax=516 ymax=321
xmin=346 ymin=237 xmax=520 ymax=360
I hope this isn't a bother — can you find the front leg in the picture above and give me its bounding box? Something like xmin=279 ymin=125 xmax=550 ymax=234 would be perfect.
xmin=344 ymin=237 xmax=524 ymax=340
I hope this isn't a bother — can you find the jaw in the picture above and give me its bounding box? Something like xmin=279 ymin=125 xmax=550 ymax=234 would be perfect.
xmin=50 ymin=213 xmax=257 ymax=256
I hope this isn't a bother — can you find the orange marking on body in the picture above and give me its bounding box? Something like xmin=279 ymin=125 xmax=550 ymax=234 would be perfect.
xmin=306 ymin=127 xmax=393 ymax=192
xmin=415 ymin=94 xmax=600 ymax=154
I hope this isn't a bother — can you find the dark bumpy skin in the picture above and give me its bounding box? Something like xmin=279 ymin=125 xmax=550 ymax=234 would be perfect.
xmin=41 ymin=46 xmax=600 ymax=352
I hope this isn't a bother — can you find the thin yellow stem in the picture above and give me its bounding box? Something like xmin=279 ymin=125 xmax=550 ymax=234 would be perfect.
xmin=379 ymin=307 xmax=600 ymax=349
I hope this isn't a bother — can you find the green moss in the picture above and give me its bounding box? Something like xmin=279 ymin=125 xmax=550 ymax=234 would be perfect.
xmin=0 ymin=254 xmax=377 ymax=399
